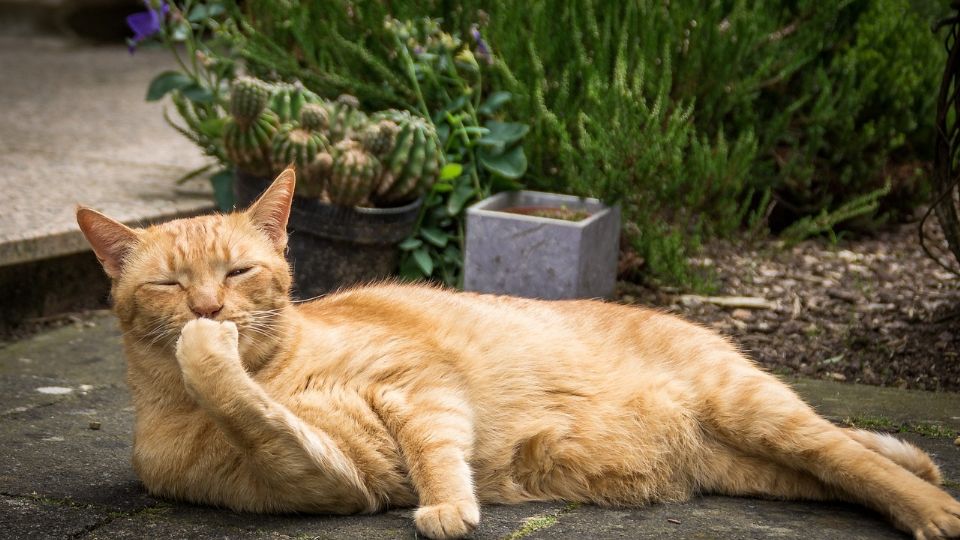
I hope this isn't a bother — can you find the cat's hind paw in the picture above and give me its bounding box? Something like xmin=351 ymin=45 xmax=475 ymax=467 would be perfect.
xmin=413 ymin=500 xmax=480 ymax=539
xmin=912 ymin=496 xmax=960 ymax=539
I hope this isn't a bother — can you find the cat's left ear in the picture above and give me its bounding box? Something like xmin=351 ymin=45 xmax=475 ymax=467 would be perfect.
xmin=246 ymin=167 xmax=295 ymax=252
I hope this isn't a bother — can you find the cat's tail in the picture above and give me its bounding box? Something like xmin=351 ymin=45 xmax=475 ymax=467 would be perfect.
xmin=845 ymin=428 xmax=942 ymax=485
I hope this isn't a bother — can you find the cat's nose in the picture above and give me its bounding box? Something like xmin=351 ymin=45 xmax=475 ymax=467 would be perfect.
xmin=190 ymin=302 xmax=223 ymax=319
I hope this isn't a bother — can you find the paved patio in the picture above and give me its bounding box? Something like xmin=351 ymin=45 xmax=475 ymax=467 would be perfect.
xmin=1 ymin=312 xmax=957 ymax=539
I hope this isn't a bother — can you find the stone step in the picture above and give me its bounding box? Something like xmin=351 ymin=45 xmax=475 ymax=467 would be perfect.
xmin=0 ymin=36 xmax=214 ymax=325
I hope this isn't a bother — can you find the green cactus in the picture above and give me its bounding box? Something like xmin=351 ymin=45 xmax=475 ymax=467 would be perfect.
xmin=326 ymin=94 xmax=367 ymax=142
xmin=302 ymin=151 xmax=334 ymax=199
xmin=370 ymin=110 xmax=441 ymax=206
xmin=359 ymin=120 xmax=400 ymax=157
xmin=272 ymin=123 xmax=329 ymax=173
xmin=229 ymin=77 xmax=270 ymax=124
xmin=268 ymin=81 xmax=320 ymax=124
xmin=326 ymin=140 xmax=382 ymax=207
xmin=299 ymin=103 xmax=329 ymax=132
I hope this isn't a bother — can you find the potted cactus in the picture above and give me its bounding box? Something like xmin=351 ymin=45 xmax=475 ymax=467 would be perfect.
xmin=225 ymin=77 xmax=440 ymax=298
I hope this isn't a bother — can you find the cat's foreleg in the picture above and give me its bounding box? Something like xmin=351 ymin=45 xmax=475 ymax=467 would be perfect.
xmin=175 ymin=318 xmax=374 ymax=512
xmin=373 ymin=388 xmax=480 ymax=540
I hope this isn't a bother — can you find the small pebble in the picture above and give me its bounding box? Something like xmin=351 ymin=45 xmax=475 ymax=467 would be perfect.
xmin=954 ymin=436 xmax=960 ymax=447
xmin=88 ymin=421 xmax=101 ymax=430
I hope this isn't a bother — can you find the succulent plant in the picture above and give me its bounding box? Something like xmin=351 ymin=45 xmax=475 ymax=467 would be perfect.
xmin=229 ymin=77 xmax=270 ymax=123
xmin=272 ymin=123 xmax=328 ymax=172
xmin=359 ymin=119 xmax=400 ymax=156
xmin=299 ymin=103 xmax=329 ymax=132
xmin=326 ymin=94 xmax=367 ymax=142
xmin=326 ymin=140 xmax=382 ymax=207
xmin=370 ymin=110 xmax=441 ymax=206
xmin=268 ymin=81 xmax=320 ymax=124
xmin=224 ymin=78 xmax=280 ymax=176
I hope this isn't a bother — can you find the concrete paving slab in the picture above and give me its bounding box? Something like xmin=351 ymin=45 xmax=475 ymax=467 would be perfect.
xmin=1 ymin=314 xmax=959 ymax=538
xmin=1 ymin=494 xmax=112 ymax=540
xmin=0 ymin=36 xmax=213 ymax=266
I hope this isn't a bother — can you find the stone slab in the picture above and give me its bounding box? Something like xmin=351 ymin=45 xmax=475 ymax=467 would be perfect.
xmin=1 ymin=314 xmax=959 ymax=538
xmin=0 ymin=36 xmax=213 ymax=267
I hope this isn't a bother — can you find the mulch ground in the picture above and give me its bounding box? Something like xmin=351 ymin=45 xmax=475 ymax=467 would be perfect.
xmin=617 ymin=220 xmax=960 ymax=392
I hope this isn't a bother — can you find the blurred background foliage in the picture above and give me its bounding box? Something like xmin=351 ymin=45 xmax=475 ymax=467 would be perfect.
xmin=195 ymin=0 xmax=949 ymax=287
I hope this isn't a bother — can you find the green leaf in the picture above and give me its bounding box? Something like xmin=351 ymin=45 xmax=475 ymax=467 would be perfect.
xmin=479 ymin=121 xmax=529 ymax=148
xmin=431 ymin=183 xmax=454 ymax=193
xmin=440 ymin=163 xmax=463 ymax=181
xmin=398 ymin=255 xmax=423 ymax=281
xmin=175 ymin=163 xmax=213 ymax=185
xmin=198 ymin=117 xmax=226 ymax=138
xmin=420 ymin=227 xmax=449 ymax=248
xmin=206 ymin=3 xmax=226 ymax=18
xmin=187 ymin=4 xmax=208 ymax=22
xmin=146 ymin=71 xmax=192 ymax=101
xmin=479 ymin=145 xmax=527 ymax=179
xmin=209 ymin=169 xmax=234 ymax=211
xmin=398 ymin=237 xmax=423 ymax=251
xmin=478 ymin=91 xmax=512 ymax=116
xmin=181 ymin=83 xmax=215 ymax=103
xmin=412 ymin=247 xmax=434 ymax=276
xmin=447 ymin=182 xmax=475 ymax=215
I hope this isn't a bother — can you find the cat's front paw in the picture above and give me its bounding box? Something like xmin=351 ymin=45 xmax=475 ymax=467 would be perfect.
xmin=175 ymin=319 xmax=241 ymax=392
xmin=414 ymin=500 xmax=480 ymax=539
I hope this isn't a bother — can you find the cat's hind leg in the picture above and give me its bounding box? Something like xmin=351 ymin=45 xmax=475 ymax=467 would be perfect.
xmin=845 ymin=428 xmax=942 ymax=484
xmin=698 ymin=359 xmax=960 ymax=539
xmin=698 ymin=439 xmax=841 ymax=501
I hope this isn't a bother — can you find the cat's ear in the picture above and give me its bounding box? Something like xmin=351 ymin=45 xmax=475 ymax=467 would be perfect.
xmin=76 ymin=207 xmax=139 ymax=279
xmin=246 ymin=167 xmax=295 ymax=251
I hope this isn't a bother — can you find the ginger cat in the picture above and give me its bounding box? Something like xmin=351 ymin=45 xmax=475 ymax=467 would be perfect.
xmin=76 ymin=169 xmax=960 ymax=539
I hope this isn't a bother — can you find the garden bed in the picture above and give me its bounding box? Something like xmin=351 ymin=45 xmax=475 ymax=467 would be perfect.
xmin=618 ymin=221 xmax=960 ymax=392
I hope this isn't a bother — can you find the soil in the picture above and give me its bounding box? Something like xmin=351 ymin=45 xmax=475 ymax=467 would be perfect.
xmin=501 ymin=206 xmax=591 ymax=222
xmin=616 ymin=221 xmax=960 ymax=392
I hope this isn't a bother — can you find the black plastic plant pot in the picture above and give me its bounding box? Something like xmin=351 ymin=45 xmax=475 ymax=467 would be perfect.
xmin=234 ymin=171 xmax=421 ymax=300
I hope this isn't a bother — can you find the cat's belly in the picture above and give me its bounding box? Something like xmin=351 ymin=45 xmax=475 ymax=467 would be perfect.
xmin=470 ymin=374 xmax=704 ymax=506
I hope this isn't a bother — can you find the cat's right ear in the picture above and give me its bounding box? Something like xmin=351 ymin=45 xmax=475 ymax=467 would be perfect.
xmin=76 ymin=207 xmax=139 ymax=279
xmin=246 ymin=167 xmax=295 ymax=252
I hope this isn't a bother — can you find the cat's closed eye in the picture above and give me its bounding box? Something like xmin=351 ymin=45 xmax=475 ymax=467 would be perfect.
xmin=227 ymin=267 xmax=254 ymax=278
xmin=150 ymin=280 xmax=181 ymax=287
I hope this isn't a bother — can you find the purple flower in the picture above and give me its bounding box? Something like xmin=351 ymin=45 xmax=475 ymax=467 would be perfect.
xmin=470 ymin=24 xmax=492 ymax=64
xmin=126 ymin=1 xmax=168 ymax=54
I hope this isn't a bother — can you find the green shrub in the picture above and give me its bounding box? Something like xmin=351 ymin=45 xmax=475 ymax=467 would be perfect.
xmin=154 ymin=0 xmax=948 ymax=288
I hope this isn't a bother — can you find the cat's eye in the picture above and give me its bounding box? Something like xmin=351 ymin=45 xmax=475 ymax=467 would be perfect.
xmin=227 ymin=267 xmax=253 ymax=278
xmin=150 ymin=280 xmax=180 ymax=287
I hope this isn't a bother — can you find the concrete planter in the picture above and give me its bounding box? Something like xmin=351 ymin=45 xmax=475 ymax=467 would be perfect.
xmin=464 ymin=190 xmax=620 ymax=300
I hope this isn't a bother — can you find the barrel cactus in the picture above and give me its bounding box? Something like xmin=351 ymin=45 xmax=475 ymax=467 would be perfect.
xmin=359 ymin=119 xmax=400 ymax=157
xmin=224 ymin=77 xmax=280 ymax=176
xmin=370 ymin=110 xmax=441 ymax=206
xmin=326 ymin=94 xmax=367 ymax=142
xmin=299 ymin=103 xmax=329 ymax=132
xmin=268 ymin=81 xmax=320 ymax=124
xmin=272 ymin=124 xmax=329 ymax=195
xmin=326 ymin=140 xmax=382 ymax=207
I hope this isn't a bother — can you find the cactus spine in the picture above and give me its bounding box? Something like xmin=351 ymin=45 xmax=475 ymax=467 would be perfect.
xmin=224 ymin=77 xmax=280 ymax=176
xmin=326 ymin=140 xmax=382 ymax=207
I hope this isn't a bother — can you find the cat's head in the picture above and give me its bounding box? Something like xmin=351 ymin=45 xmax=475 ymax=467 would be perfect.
xmin=76 ymin=169 xmax=296 ymax=359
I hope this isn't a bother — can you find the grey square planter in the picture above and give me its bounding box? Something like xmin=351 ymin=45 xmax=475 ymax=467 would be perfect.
xmin=464 ymin=190 xmax=620 ymax=300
